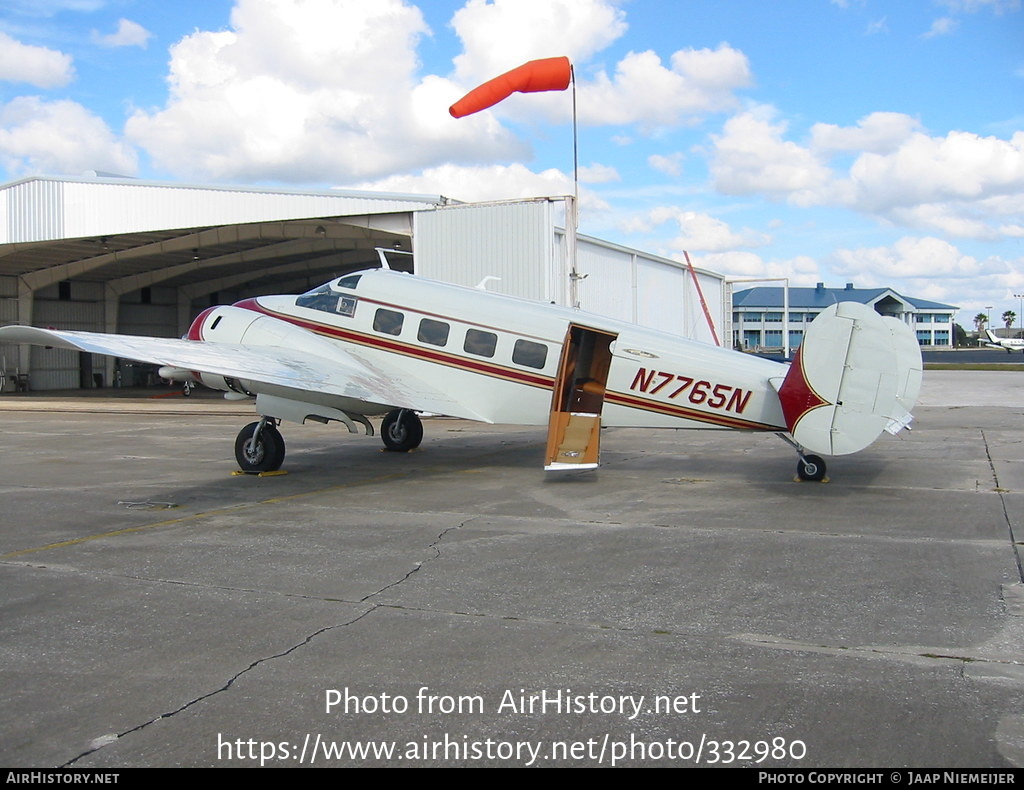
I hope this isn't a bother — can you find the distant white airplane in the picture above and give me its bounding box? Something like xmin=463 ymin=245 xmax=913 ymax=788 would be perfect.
xmin=0 ymin=267 xmax=921 ymax=481
xmin=984 ymin=329 xmax=1024 ymax=353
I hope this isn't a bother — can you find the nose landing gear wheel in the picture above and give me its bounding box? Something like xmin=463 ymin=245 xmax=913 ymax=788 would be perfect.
xmin=381 ymin=409 xmax=423 ymax=452
xmin=796 ymin=454 xmax=827 ymax=482
xmin=235 ymin=420 xmax=286 ymax=472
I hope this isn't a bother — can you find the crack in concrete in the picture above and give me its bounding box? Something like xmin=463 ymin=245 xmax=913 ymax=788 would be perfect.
xmin=60 ymin=605 xmax=378 ymax=768
xmin=59 ymin=513 xmax=477 ymax=768
xmin=981 ymin=429 xmax=1023 ymax=584
xmin=361 ymin=516 xmax=476 ymax=603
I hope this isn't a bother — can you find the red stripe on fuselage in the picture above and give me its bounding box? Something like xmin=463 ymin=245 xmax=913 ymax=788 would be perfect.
xmin=233 ymin=298 xmax=553 ymax=389
xmin=605 ymin=390 xmax=777 ymax=431
xmin=231 ymin=297 xmax=779 ymax=431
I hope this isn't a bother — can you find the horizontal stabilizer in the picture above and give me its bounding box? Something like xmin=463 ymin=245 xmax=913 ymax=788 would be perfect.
xmin=776 ymin=303 xmax=922 ymax=456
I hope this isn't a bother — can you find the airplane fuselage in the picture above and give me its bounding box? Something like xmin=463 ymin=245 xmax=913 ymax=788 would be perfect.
xmin=188 ymin=268 xmax=789 ymax=433
xmin=984 ymin=330 xmax=1024 ymax=353
xmin=0 ymin=267 xmax=920 ymax=477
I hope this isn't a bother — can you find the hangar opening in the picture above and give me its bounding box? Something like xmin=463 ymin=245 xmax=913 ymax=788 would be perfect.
xmin=0 ymin=175 xmax=727 ymax=391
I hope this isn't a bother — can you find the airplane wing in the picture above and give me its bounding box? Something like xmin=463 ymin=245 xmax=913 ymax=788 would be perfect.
xmin=0 ymin=325 xmax=488 ymax=422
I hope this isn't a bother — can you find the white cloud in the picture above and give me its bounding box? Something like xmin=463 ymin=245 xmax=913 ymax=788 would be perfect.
xmin=811 ymin=112 xmax=920 ymax=155
xmin=580 ymin=45 xmax=751 ymax=127
xmin=622 ymin=208 xmax=769 ymax=253
xmin=0 ymin=32 xmax=74 ymax=88
xmin=126 ymin=0 xmax=524 ymax=182
xmin=449 ymin=1 xmax=748 ymax=128
xmin=0 ymin=96 xmax=138 ymax=176
xmin=351 ymin=162 xmax=609 ymax=211
xmin=922 ymin=17 xmax=958 ymax=37
xmin=671 ymin=211 xmax=770 ymax=252
xmin=709 ymin=107 xmax=833 ymax=203
xmin=619 ymin=205 xmax=680 ymax=234
xmin=451 ymin=0 xmax=627 ymax=86
xmin=692 ymin=251 xmax=822 ymax=285
xmin=843 ymin=131 xmax=1024 ymax=224
xmin=865 ymin=17 xmax=889 ymax=35
xmin=648 ymin=152 xmax=683 ymax=177
xmin=577 ymin=163 xmax=619 ymax=183
xmin=831 ymin=236 xmax=986 ymax=280
xmin=708 ymin=109 xmax=1024 ymax=241
xmin=93 ymin=19 xmax=153 ymax=49
xmin=828 ymin=236 xmax=1022 ymax=314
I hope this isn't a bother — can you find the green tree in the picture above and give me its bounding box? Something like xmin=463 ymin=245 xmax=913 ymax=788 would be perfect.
xmin=1003 ymin=310 xmax=1017 ymax=329
xmin=974 ymin=313 xmax=989 ymax=332
xmin=953 ymin=323 xmax=967 ymax=348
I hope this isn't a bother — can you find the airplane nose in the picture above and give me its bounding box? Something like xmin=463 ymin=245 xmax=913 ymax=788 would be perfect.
xmin=186 ymin=307 xmax=218 ymax=341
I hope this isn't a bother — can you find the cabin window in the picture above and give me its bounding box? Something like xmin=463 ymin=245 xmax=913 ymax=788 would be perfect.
xmin=464 ymin=328 xmax=497 ymax=358
xmin=417 ymin=318 xmax=450 ymax=347
xmin=512 ymin=339 xmax=547 ymax=369
xmin=337 ymin=274 xmax=362 ymax=290
xmin=373 ymin=308 xmax=404 ymax=336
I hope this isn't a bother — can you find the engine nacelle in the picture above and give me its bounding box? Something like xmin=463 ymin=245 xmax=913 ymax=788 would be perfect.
xmin=183 ymin=299 xmax=359 ymax=398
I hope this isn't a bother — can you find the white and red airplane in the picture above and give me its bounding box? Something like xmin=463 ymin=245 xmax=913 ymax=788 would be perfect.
xmin=0 ymin=267 xmax=921 ymax=481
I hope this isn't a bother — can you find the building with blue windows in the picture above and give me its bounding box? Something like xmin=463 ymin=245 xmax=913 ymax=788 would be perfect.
xmin=731 ymin=283 xmax=958 ymax=351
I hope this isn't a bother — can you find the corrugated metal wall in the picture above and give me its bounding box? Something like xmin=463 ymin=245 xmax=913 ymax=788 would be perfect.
xmin=0 ymin=276 xmax=18 ymax=387
xmin=416 ymin=199 xmax=725 ymax=344
xmin=575 ymin=239 xmax=635 ymax=322
xmin=413 ymin=200 xmax=555 ymax=302
xmin=119 ymin=285 xmax=179 ymax=337
xmin=1 ymin=177 xmax=437 ymax=242
xmin=27 ymin=282 xmax=104 ymax=389
xmin=4 ymin=179 xmax=64 ymax=243
xmin=62 ymin=181 xmax=433 ymax=238
xmin=574 ymin=236 xmax=724 ymax=345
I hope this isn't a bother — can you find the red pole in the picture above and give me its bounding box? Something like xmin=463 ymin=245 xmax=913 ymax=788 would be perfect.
xmin=684 ymin=250 xmax=720 ymax=347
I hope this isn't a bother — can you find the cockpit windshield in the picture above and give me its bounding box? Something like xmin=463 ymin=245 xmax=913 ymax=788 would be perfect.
xmin=296 ymin=278 xmax=358 ymax=316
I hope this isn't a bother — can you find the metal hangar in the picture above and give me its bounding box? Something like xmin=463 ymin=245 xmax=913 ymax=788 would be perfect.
xmin=0 ymin=175 xmax=726 ymax=390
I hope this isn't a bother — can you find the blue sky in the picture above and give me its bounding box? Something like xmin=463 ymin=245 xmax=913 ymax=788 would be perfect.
xmin=1 ymin=0 xmax=1022 ymax=326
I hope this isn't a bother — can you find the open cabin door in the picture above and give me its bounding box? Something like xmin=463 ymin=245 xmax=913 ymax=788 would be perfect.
xmin=544 ymin=324 xmax=618 ymax=471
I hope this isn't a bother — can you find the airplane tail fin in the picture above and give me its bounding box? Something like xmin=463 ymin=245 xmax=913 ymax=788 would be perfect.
xmin=774 ymin=303 xmax=922 ymax=456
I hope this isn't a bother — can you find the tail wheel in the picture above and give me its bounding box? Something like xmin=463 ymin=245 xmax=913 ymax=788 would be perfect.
xmin=235 ymin=421 xmax=286 ymax=472
xmin=381 ymin=409 xmax=423 ymax=452
xmin=796 ymin=454 xmax=827 ymax=482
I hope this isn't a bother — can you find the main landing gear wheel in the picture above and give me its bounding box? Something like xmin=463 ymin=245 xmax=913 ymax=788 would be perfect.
xmin=796 ymin=454 xmax=827 ymax=482
xmin=235 ymin=420 xmax=286 ymax=473
xmin=381 ymin=409 xmax=423 ymax=452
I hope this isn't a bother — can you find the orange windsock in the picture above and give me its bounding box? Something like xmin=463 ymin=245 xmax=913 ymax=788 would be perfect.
xmin=449 ymin=56 xmax=572 ymax=118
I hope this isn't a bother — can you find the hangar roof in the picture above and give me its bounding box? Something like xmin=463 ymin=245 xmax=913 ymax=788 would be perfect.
xmin=1 ymin=175 xmax=447 ymax=298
